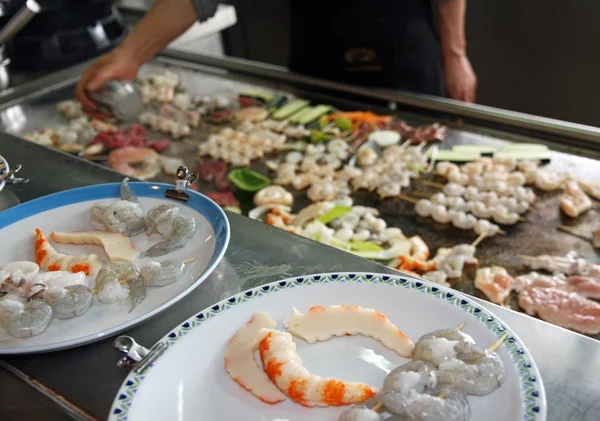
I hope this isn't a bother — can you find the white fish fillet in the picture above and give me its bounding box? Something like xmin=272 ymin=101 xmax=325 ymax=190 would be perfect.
xmin=283 ymin=305 xmax=414 ymax=357
xmin=224 ymin=312 xmax=286 ymax=404
xmin=50 ymin=231 xmax=139 ymax=263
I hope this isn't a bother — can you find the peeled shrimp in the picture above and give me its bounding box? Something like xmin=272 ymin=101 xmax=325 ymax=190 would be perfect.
xmin=412 ymin=329 xmax=479 ymax=365
xmin=0 ymin=299 xmax=53 ymax=338
xmin=142 ymin=205 xmax=196 ymax=258
xmin=253 ymin=185 xmax=294 ymax=206
xmin=90 ymin=178 xmax=146 ymax=236
xmin=257 ymin=328 xmax=376 ymax=407
xmin=140 ymin=260 xmax=187 ymax=287
xmin=108 ymin=147 xmax=161 ymax=180
xmin=438 ymin=351 xmax=505 ymax=396
xmin=44 ymin=285 xmax=93 ymax=319
xmin=380 ymin=386 xmax=470 ymax=421
xmin=94 ymin=262 xmax=142 ymax=311
xmin=383 ymin=361 xmax=439 ymax=395
xmin=35 ymin=229 xmax=104 ymax=276
xmin=284 ymin=305 xmax=414 ymax=357
xmin=338 ymin=407 xmax=382 ymax=421
xmin=145 ymin=204 xmax=177 ymax=235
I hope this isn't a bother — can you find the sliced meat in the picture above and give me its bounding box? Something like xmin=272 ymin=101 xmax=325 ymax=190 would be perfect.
xmin=206 ymin=191 xmax=239 ymax=207
xmin=567 ymin=276 xmax=600 ymax=300
xmin=475 ymin=266 xmax=515 ymax=306
xmin=560 ymin=180 xmax=592 ymax=218
xmin=197 ymin=159 xmax=227 ymax=182
xmin=518 ymin=286 xmax=600 ymax=335
xmin=147 ymin=139 xmax=171 ymax=152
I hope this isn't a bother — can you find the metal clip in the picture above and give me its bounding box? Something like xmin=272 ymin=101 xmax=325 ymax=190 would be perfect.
xmin=164 ymin=165 xmax=198 ymax=202
xmin=113 ymin=335 xmax=167 ymax=374
xmin=1 ymin=164 xmax=29 ymax=185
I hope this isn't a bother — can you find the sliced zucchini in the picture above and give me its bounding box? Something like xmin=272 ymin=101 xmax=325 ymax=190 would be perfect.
xmin=272 ymin=99 xmax=309 ymax=120
xmin=238 ymin=88 xmax=275 ymax=103
xmin=288 ymin=107 xmax=314 ymax=123
xmin=428 ymin=149 xmax=481 ymax=162
xmin=298 ymin=105 xmax=332 ymax=125
xmin=494 ymin=150 xmax=551 ymax=163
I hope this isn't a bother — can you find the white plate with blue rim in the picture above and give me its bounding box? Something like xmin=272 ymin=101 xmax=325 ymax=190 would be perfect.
xmin=0 ymin=154 xmax=8 ymax=192
xmin=108 ymin=272 xmax=546 ymax=421
xmin=0 ymin=181 xmax=230 ymax=354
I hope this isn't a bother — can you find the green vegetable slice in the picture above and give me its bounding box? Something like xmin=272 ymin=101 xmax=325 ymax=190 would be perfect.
xmin=238 ymin=88 xmax=275 ymax=102
xmin=309 ymin=131 xmax=331 ymax=144
xmin=349 ymin=241 xmax=383 ymax=252
xmin=494 ymin=150 xmax=551 ymax=162
xmin=224 ymin=206 xmax=242 ymax=214
xmin=272 ymin=99 xmax=309 ymax=120
xmin=317 ymin=205 xmax=352 ymax=224
xmin=288 ymin=107 xmax=314 ymax=123
xmin=452 ymin=145 xmax=498 ymax=155
xmin=502 ymin=143 xmax=549 ymax=151
xmin=334 ymin=117 xmax=352 ymax=131
xmin=228 ymin=169 xmax=271 ymax=192
xmin=428 ymin=149 xmax=481 ymax=162
xmin=267 ymin=95 xmax=288 ymax=111
xmin=298 ymin=105 xmax=332 ymax=125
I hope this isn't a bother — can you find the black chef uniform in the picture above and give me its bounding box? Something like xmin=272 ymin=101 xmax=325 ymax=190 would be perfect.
xmin=288 ymin=0 xmax=445 ymax=97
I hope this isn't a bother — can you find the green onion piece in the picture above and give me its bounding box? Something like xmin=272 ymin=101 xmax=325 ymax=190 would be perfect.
xmin=407 ymin=163 xmax=426 ymax=172
xmin=309 ymin=131 xmax=331 ymax=144
xmin=349 ymin=241 xmax=384 ymax=252
xmin=317 ymin=205 xmax=352 ymax=224
xmin=228 ymin=169 xmax=271 ymax=192
xmin=224 ymin=206 xmax=242 ymax=214
xmin=334 ymin=117 xmax=352 ymax=131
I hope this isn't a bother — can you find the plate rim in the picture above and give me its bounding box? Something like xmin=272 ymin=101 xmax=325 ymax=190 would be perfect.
xmin=0 ymin=181 xmax=231 ymax=354
xmin=107 ymin=272 xmax=547 ymax=421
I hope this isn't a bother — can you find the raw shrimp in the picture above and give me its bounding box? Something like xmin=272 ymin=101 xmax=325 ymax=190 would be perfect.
xmin=91 ymin=178 xmax=146 ymax=236
xmin=94 ymin=262 xmax=140 ymax=309
xmin=438 ymin=351 xmax=505 ymax=395
xmin=108 ymin=147 xmax=161 ymax=180
xmin=384 ymin=361 xmax=439 ymax=395
xmin=412 ymin=329 xmax=479 ymax=365
xmin=257 ymin=328 xmax=376 ymax=407
xmin=44 ymin=285 xmax=94 ymax=319
xmin=145 ymin=204 xmax=178 ymax=235
xmin=140 ymin=260 xmax=187 ymax=287
xmin=338 ymin=407 xmax=382 ymax=421
xmin=0 ymin=299 xmax=53 ymax=338
xmin=381 ymin=386 xmax=470 ymax=421
xmin=142 ymin=206 xmax=196 ymax=258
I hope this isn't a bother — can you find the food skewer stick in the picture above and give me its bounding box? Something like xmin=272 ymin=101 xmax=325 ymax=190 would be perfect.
xmin=372 ymin=401 xmax=383 ymax=413
xmin=471 ymin=233 xmax=487 ymax=248
xmin=487 ymin=333 xmax=509 ymax=354
xmin=557 ymin=225 xmax=593 ymax=240
xmin=398 ymin=194 xmax=419 ymax=205
xmin=182 ymin=256 xmax=200 ymax=264
xmin=456 ymin=321 xmax=467 ymax=331
xmin=413 ymin=191 xmax=432 ymax=198
xmin=421 ymin=180 xmax=445 ymax=189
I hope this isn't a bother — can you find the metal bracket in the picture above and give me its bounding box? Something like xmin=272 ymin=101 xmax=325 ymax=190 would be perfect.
xmin=113 ymin=335 xmax=167 ymax=374
xmin=0 ymin=164 xmax=29 ymax=185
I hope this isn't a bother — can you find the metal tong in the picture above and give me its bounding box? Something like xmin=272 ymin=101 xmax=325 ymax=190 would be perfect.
xmin=113 ymin=336 xmax=167 ymax=374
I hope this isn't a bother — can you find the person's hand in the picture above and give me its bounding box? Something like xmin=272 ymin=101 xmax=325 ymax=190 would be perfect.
xmin=75 ymin=47 xmax=141 ymax=118
xmin=443 ymin=53 xmax=477 ymax=103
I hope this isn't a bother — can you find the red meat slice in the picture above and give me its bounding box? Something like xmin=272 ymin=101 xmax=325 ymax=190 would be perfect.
xmin=206 ymin=191 xmax=239 ymax=207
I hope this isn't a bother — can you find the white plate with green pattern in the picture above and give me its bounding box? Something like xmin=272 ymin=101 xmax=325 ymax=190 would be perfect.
xmin=108 ymin=272 xmax=546 ymax=421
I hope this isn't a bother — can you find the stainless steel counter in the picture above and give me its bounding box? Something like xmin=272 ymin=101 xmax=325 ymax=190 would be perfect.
xmin=1 ymin=126 xmax=600 ymax=420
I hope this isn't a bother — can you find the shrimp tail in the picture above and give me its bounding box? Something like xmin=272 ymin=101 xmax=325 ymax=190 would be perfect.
xmin=129 ymin=295 xmax=146 ymax=313
xmin=141 ymin=239 xmax=186 ymax=258
xmin=120 ymin=177 xmax=139 ymax=205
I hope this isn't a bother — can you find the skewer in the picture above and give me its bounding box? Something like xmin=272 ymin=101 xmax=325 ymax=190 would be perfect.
xmin=372 ymin=401 xmax=383 ymax=412
xmin=421 ymin=180 xmax=445 ymax=189
xmin=413 ymin=191 xmax=432 ymax=198
xmin=455 ymin=322 xmax=467 ymax=331
xmin=518 ymin=217 xmax=526 ymax=222
xmin=471 ymin=233 xmax=487 ymax=247
xmin=182 ymin=256 xmax=199 ymax=264
xmin=398 ymin=194 xmax=419 ymax=205
xmin=487 ymin=333 xmax=509 ymax=353
xmin=557 ymin=225 xmax=592 ymax=240
xmin=497 ymin=229 xmax=507 ymax=235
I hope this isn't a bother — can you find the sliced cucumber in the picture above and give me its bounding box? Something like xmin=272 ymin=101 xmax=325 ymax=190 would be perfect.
xmin=317 ymin=205 xmax=352 ymax=224
xmin=369 ymin=130 xmax=401 ymax=147
xmin=272 ymin=99 xmax=309 ymax=120
xmin=452 ymin=144 xmax=498 ymax=155
xmin=429 ymin=149 xmax=481 ymax=162
xmin=288 ymin=107 xmax=314 ymax=123
xmin=298 ymin=105 xmax=332 ymax=125
xmin=494 ymin=150 xmax=551 ymax=162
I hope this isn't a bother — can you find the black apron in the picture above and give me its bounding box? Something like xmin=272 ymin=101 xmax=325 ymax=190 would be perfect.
xmin=288 ymin=0 xmax=445 ymax=97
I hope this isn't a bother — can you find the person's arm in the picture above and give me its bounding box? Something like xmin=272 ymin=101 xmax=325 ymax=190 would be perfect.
xmin=436 ymin=0 xmax=477 ymax=103
xmin=75 ymin=0 xmax=218 ymax=114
